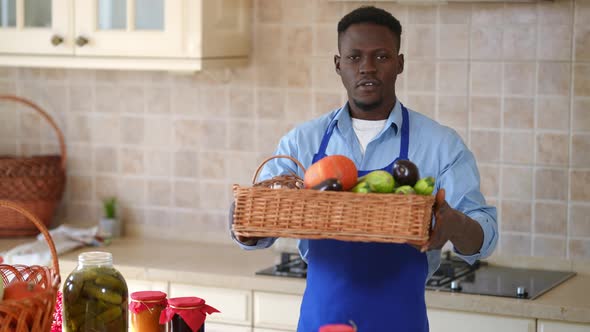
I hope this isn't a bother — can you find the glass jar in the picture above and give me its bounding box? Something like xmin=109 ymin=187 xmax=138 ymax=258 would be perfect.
xmin=62 ymin=251 xmax=128 ymax=332
xmin=319 ymin=323 xmax=357 ymax=332
xmin=129 ymin=290 xmax=167 ymax=332
xmin=161 ymin=297 xmax=220 ymax=332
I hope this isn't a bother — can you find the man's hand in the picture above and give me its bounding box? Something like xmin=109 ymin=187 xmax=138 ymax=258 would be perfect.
xmin=419 ymin=189 xmax=484 ymax=255
xmin=235 ymin=234 xmax=262 ymax=246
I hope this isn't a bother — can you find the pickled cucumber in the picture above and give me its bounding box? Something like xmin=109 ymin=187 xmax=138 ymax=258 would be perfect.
xmin=63 ymin=263 xmax=128 ymax=332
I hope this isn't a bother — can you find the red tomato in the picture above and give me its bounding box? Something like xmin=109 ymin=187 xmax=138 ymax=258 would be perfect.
xmin=304 ymin=155 xmax=358 ymax=191
xmin=3 ymin=281 xmax=45 ymax=301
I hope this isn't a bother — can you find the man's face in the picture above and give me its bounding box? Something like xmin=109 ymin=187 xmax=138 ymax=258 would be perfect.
xmin=335 ymin=23 xmax=404 ymax=117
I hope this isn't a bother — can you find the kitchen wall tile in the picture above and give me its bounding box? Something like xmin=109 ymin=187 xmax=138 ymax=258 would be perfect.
xmin=174 ymin=119 xmax=201 ymax=149
xmin=479 ymin=164 xmax=500 ymax=198
xmin=0 ymin=81 xmax=16 ymax=94
xmin=406 ymin=61 xmax=436 ymax=92
xmin=147 ymin=179 xmax=172 ymax=207
xmin=67 ymin=145 xmax=93 ymax=174
xmin=534 ymin=202 xmax=567 ymax=235
xmin=172 ymin=85 xmax=200 ymax=116
xmin=574 ymin=64 xmax=590 ymax=97
xmin=256 ymin=0 xmax=282 ymax=23
xmin=174 ymin=150 xmax=198 ymax=179
xmin=199 ymin=182 xmax=230 ymax=210
xmin=256 ymin=61 xmax=285 ymax=88
xmin=438 ymin=62 xmax=468 ymax=94
xmin=228 ymin=88 xmax=255 ymax=119
xmin=438 ymin=95 xmax=468 ymax=129
xmin=501 ymin=166 xmax=533 ymax=200
xmin=144 ymin=117 xmax=171 ymax=147
xmin=573 ymin=98 xmax=590 ymax=132
xmin=199 ymin=119 xmax=227 ymax=150
xmin=94 ymin=147 xmax=117 ymax=173
xmin=533 ymin=236 xmax=566 ymax=258
xmin=504 ymin=63 xmax=535 ymax=96
xmin=439 ymin=25 xmax=469 ymax=59
xmin=504 ymin=98 xmax=534 ymax=129
xmin=120 ymin=148 xmax=144 ymax=174
xmin=570 ymin=204 xmax=590 ymax=237
xmin=313 ymin=92 xmax=343 ymax=117
xmin=199 ymin=152 xmax=227 ymax=180
xmin=501 ymin=200 xmax=532 ymax=232
xmin=68 ymin=175 xmax=93 ymax=201
xmin=65 ymin=114 xmax=90 ymax=143
xmin=500 ymin=233 xmax=532 ymax=256
xmin=535 ymin=168 xmax=568 ymax=200
xmin=95 ymin=176 xmax=118 ymax=201
xmin=146 ymin=87 xmax=171 ymax=114
xmin=470 ymin=26 xmax=503 ymax=61
xmin=229 ymin=119 xmax=256 ymax=151
xmin=503 ymin=25 xmax=537 ymax=60
xmin=539 ymin=0 xmax=573 ymax=25
xmin=66 ymin=203 xmax=99 ymax=223
xmin=120 ymin=116 xmax=144 ymax=145
xmin=472 ymin=3 xmax=503 ymax=25
xmin=504 ymin=3 xmax=537 ymax=24
xmin=19 ymin=143 xmax=41 ymax=156
xmin=570 ymin=170 xmax=590 ymax=201
xmin=91 ymin=115 xmax=120 ymax=145
xmin=174 ymin=179 xmax=199 ymax=208
xmin=440 ymin=3 xmax=471 ymax=24
xmin=312 ymin=57 xmax=342 ymax=92
xmin=19 ymin=112 xmax=40 ymax=140
xmin=257 ymin=89 xmax=285 ymax=119
xmin=572 ymin=134 xmax=590 ymax=167
xmin=313 ymin=24 xmax=337 ymax=58
xmin=408 ymin=5 xmax=437 ymax=24
xmin=407 ymin=25 xmax=436 ymax=58
xmin=539 ymin=25 xmax=572 ymax=61
xmin=287 ymin=59 xmax=312 ymax=89
xmin=502 ymin=131 xmax=534 ymax=164
xmin=538 ymin=62 xmax=571 ymax=96
xmin=69 ymin=86 xmax=93 ymax=112
xmin=406 ymin=94 xmax=436 ymax=119
xmin=569 ymin=239 xmax=590 ymax=259
xmin=0 ymin=142 xmax=17 ymax=155
xmin=118 ymin=86 xmax=144 ymax=114
xmin=286 ymin=91 xmax=313 ymax=124
xmin=313 ymin=0 xmax=343 ymax=23
xmin=470 ymin=97 xmax=501 ymax=129
xmin=117 ymin=177 xmax=145 ymax=206
xmin=281 ymin=0 xmax=312 ymax=24
xmin=201 ymin=87 xmax=228 ymax=118
xmin=470 ymin=130 xmax=500 ymax=163
xmin=536 ymin=133 xmax=569 ymax=166
xmin=575 ymin=26 xmax=590 ymax=61
xmin=471 ymin=62 xmax=502 ymax=95
xmin=145 ymin=150 xmax=172 ymax=177
xmin=227 ymin=152 xmax=259 ymax=185
xmin=537 ymin=97 xmax=570 ymax=131
xmin=0 ymin=67 xmax=17 ymax=79
xmin=257 ymin=120 xmax=293 ymax=154
xmin=95 ymin=86 xmax=121 ymax=113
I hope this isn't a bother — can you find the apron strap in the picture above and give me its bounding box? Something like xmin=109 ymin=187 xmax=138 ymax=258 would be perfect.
xmin=399 ymin=104 xmax=410 ymax=160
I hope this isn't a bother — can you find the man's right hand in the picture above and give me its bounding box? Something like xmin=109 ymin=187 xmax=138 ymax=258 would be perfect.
xmin=236 ymin=235 xmax=262 ymax=246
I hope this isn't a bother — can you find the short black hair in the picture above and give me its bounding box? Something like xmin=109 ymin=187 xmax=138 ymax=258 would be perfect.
xmin=337 ymin=6 xmax=402 ymax=51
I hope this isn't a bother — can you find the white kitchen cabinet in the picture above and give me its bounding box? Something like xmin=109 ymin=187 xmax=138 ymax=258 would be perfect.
xmin=537 ymin=319 xmax=590 ymax=332
xmin=169 ymin=282 xmax=252 ymax=328
xmin=253 ymin=329 xmax=293 ymax=332
xmin=0 ymin=0 xmax=251 ymax=71
xmin=207 ymin=322 xmax=252 ymax=332
xmin=253 ymin=291 xmax=302 ymax=332
xmin=428 ymin=309 xmax=536 ymax=332
xmin=126 ymin=278 xmax=168 ymax=295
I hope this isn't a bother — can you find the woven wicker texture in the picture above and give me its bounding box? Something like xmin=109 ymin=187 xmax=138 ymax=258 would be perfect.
xmin=0 ymin=200 xmax=61 ymax=332
xmin=233 ymin=155 xmax=434 ymax=244
xmin=0 ymin=95 xmax=66 ymax=237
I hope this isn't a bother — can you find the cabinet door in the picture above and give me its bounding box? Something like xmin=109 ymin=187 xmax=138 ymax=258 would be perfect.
xmin=0 ymin=0 xmax=72 ymax=54
xmin=253 ymin=292 xmax=301 ymax=331
xmin=429 ymin=309 xmax=535 ymax=332
xmin=207 ymin=322 xmax=252 ymax=332
xmin=169 ymin=283 xmax=252 ymax=327
xmin=537 ymin=319 xmax=590 ymax=332
xmin=74 ymin=0 xmax=183 ymax=57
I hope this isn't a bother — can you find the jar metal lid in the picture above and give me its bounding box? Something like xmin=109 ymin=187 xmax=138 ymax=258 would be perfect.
xmin=319 ymin=324 xmax=356 ymax=332
xmin=167 ymin=296 xmax=205 ymax=308
xmin=131 ymin=290 xmax=167 ymax=302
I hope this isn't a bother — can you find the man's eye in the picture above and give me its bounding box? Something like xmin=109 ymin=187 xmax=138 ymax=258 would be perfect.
xmin=377 ymin=55 xmax=389 ymax=60
xmin=348 ymin=55 xmax=360 ymax=61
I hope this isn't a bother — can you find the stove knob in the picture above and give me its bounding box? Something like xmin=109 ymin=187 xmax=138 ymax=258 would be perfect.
xmin=450 ymin=280 xmax=462 ymax=292
xmin=516 ymin=286 xmax=528 ymax=298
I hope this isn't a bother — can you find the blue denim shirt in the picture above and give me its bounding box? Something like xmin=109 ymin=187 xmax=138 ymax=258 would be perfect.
xmin=231 ymin=101 xmax=498 ymax=279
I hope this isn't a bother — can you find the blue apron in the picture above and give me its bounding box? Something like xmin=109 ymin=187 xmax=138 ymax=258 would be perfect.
xmin=297 ymin=104 xmax=429 ymax=332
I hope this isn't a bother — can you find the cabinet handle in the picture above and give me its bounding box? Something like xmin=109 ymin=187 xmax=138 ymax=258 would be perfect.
xmin=75 ymin=36 xmax=89 ymax=47
xmin=51 ymin=35 xmax=63 ymax=46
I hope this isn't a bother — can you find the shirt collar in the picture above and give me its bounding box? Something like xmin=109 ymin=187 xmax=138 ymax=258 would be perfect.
xmin=334 ymin=100 xmax=402 ymax=136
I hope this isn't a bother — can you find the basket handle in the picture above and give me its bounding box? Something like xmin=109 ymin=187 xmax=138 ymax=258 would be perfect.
xmin=0 ymin=200 xmax=60 ymax=275
xmin=0 ymin=94 xmax=67 ymax=171
xmin=252 ymin=154 xmax=307 ymax=185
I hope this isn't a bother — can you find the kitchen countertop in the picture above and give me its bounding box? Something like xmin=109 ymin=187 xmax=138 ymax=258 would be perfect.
xmin=3 ymin=237 xmax=589 ymax=324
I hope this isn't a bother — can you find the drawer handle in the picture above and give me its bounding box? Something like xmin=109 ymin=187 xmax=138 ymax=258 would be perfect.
xmin=51 ymin=35 xmax=63 ymax=46
xmin=75 ymin=36 xmax=89 ymax=47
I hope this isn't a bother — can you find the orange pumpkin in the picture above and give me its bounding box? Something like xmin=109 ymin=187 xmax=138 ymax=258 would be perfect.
xmin=304 ymin=155 xmax=358 ymax=191
xmin=3 ymin=281 xmax=45 ymax=301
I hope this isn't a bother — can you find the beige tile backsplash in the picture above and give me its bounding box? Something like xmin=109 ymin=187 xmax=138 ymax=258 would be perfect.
xmin=0 ymin=0 xmax=588 ymax=261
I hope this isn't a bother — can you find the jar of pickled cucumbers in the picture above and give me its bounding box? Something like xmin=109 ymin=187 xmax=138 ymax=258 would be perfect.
xmin=62 ymin=251 xmax=128 ymax=332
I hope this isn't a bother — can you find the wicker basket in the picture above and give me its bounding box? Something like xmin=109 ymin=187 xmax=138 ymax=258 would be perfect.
xmin=232 ymin=155 xmax=434 ymax=245
xmin=0 ymin=200 xmax=61 ymax=332
xmin=0 ymin=95 xmax=67 ymax=237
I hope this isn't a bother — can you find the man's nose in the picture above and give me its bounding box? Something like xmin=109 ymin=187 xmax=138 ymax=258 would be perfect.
xmin=359 ymin=56 xmax=376 ymax=74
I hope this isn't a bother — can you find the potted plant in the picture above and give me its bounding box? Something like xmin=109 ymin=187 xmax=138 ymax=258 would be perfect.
xmin=99 ymin=197 xmax=121 ymax=239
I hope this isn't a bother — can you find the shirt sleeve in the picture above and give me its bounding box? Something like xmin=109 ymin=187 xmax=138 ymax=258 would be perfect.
xmin=436 ymin=131 xmax=498 ymax=264
xmin=229 ymin=130 xmax=303 ymax=250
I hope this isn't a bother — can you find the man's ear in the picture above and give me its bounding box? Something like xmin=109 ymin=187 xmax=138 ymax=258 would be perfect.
xmin=334 ymin=55 xmax=341 ymax=76
xmin=397 ymin=54 xmax=404 ymax=75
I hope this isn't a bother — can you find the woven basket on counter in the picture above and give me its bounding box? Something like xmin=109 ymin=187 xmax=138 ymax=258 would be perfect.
xmin=0 ymin=200 xmax=61 ymax=332
xmin=232 ymin=155 xmax=434 ymax=245
xmin=0 ymin=95 xmax=66 ymax=237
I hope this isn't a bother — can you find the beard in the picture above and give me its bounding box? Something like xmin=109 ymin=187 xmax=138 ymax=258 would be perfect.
xmin=353 ymin=97 xmax=383 ymax=112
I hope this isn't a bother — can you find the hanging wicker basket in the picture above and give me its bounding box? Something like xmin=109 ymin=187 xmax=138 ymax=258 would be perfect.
xmin=0 ymin=200 xmax=61 ymax=332
xmin=232 ymin=155 xmax=434 ymax=245
xmin=0 ymin=95 xmax=66 ymax=237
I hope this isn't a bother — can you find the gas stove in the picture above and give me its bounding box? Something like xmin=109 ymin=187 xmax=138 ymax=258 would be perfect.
xmin=256 ymin=251 xmax=576 ymax=300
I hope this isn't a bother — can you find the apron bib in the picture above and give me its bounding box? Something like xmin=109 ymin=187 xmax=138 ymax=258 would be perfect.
xmin=297 ymin=104 xmax=429 ymax=332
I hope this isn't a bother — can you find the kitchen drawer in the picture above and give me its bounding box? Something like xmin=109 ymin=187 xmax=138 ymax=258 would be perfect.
xmin=169 ymin=283 xmax=251 ymax=326
xmin=253 ymin=291 xmax=302 ymax=331
xmin=537 ymin=319 xmax=590 ymax=332
xmin=429 ymin=309 xmax=535 ymax=332
xmin=207 ymin=322 xmax=252 ymax=332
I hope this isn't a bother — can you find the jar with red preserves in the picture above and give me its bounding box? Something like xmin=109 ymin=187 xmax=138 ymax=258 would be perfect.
xmin=160 ymin=296 xmax=220 ymax=332
xmin=129 ymin=290 xmax=167 ymax=332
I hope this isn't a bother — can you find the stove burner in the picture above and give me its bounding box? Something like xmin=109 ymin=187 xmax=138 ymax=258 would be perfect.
xmin=256 ymin=252 xmax=307 ymax=278
xmin=426 ymin=251 xmax=480 ymax=288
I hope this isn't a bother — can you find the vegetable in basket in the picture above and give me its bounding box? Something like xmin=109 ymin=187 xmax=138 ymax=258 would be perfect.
xmin=304 ymin=155 xmax=357 ymax=191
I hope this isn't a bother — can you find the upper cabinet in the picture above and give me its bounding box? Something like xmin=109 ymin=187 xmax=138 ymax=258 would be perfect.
xmin=0 ymin=0 xmax=252 ymax=71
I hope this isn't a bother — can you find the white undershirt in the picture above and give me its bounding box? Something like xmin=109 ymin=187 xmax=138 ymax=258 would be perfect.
xmin=351 ymin=118 xmax=387 ymax=155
